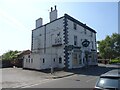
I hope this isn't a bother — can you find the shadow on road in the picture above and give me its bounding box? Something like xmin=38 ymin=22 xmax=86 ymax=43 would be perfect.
xmin=65 ymin=64 xmax=119 ymax=76
xmin=23 ymin=64 xmax=119 ymax=77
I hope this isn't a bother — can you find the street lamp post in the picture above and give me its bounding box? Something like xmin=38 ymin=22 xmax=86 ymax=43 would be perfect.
xmin=51 ymin=34 xmax=54 ymax=74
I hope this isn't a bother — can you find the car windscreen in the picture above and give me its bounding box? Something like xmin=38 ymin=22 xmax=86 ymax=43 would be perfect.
xmin=96 ymin=77 xmax=120 ymax=89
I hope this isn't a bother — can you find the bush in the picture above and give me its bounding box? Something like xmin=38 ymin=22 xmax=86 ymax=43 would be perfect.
xmin=109 ymin=59 xmax=120 ymax=64
xmin=116 ymin=57 xmax=120 ymax=60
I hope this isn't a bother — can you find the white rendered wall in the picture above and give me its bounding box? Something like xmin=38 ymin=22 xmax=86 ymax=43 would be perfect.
xmin=67 ymin=19 xmax=97 ymax=68
xmin=31 ymin=17 xmax=65 ymax=70
xmin=26 ymin=16 xmax=97 ymax=70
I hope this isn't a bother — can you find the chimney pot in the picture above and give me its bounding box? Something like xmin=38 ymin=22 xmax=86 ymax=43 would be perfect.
xmin=51 ymin=7 xmax=53 ymax=11
xmin=55 ymin=5 xmax=56 ymax=10
xmin=49 ymin=6 xmax=57 ymax=22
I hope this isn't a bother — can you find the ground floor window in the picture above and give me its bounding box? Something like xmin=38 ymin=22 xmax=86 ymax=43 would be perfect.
xmin=53 ymin=58 xmax=55 ymax=62
xmin=43 ymin=58 xmax=45 ymax=63
xmin=79 ymin=53 xmax=82 ymax=64
xmin=59 ymin=57 xmax=62 ymax=64
xmin=91 ymin=52 xmax=95 ymax=62
xmin=31 ymin=59 xmax=33 ymax=63
xmin=26 ymin=59 xmax=28 ymax=62
xmin=29 ymin=59 xmax=30 ymax=63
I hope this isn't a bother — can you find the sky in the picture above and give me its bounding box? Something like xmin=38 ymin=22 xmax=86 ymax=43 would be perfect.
xmin=118 ymin=1 xmax=120 ymax=34
xmin=0 ymin=0 xmax=119 ymax=55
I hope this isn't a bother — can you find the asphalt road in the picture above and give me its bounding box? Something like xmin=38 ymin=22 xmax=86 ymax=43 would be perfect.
xmin=22 ymin=64 xmax=119 ymax=88
xmin=22 ymin=74 xmax=98 ymax=88
xmin=2 ymin=68 xmax=52 ymax=88
xmin=2 ymin=64 xmax=119 ymax=88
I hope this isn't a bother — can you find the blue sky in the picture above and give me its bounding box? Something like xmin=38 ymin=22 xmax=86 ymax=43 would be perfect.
xmin=0 ymin=0 xmax=118 ymax=55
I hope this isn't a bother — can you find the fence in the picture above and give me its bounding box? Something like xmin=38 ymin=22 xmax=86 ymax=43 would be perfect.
xmin=0 ymin=60 xmax=13 ymax=68
xmin=98 ymin=59 xmax=110 ymax=64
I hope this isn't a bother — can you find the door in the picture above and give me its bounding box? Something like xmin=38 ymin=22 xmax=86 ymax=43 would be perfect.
xmin=72 ymin=53 xmax=79 ymax=67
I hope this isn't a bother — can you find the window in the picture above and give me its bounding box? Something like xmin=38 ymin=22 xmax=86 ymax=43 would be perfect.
xmin=57 ymin=32 xmax=60 ymax=36
xmin=90 ymin=32 xmax=93 ymax=37
xmin=73 ymin=53 xmax=78 ymax=65
xmin=26 ymin=59 xmax=27 ymax=62
xmin=43 ymin=58 xmax=45 ymax=63
xmin=53 ymin=58 xmax=55 ymax=62
xmin=39 ymin=34 xmax=42 ymax=36
xmin=28 ymin=55 xmax=30 ymax=58
xmin=31 ymin=59 xmax=33 ymax=63
xmin=29 ymin=59 xmax=30 ymax=63
xmin=96 ymin=78 xmax=119 ymax=89
xmin=73 ymin=23 xmax=77 ymax=30
xmin=79 ymin=54 xmax=82 ymax=64
xmin=59 ymin=57 xmax=62 ymax=64
xmin=92 ymin=41 xmax=94 ymax=49
xmin=84 ymin=28 xmax=86 ymax=34
xmin=74 ymin=35 xmax=77 ymax=46
xmin=31 ymin=33 xmax=33 ymax=50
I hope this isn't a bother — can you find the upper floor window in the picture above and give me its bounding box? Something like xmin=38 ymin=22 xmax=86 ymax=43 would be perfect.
xmin=84 ymin=28 xmax=87 ymax=34
xmin=74 ymin=35 xmax=77 ymax=46
xmin=43 ymin=58 xmax=45 ymax=63
xmin=92 ymin=41 xmax=94 ymax=49
xmin=73 ymin=23 xmax=77 ymax=30
xmin=91 ymin=32 xmax=93 ymax=37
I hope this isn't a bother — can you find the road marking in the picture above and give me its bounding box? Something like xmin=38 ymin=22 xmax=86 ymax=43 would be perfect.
xmin=86 ymin=77 xmax=97 ymax=82
xmin=21 ymin=79 xmax=54 ymax=88
xmin=12 ymin=79 xmax=51 ymax=88
xmin=21 ymin=77 xmax=64 ymax=88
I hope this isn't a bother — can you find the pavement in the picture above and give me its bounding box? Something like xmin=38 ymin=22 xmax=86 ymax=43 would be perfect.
xmin=25 ymin=63 xmax=119 ymax=88
xmin=51 ymin=63 xmax=119 ymax=79
xmin=2 ymin=67 xmax=74 ymax=88
xmin=49 ymin=71 xmax=75 ymax=79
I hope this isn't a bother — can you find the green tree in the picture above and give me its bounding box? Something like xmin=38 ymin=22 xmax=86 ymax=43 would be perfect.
xmin=111 ymin=33 xmax=120 ymax=58
xmin=2 ymin=50 xmax=20 ymax=60
xmin=98 ymin=33 xmax=120 ymax=59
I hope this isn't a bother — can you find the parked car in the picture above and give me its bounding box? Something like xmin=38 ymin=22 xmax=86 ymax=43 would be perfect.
xmin=94 ymin=69 xmax=120 ymax=90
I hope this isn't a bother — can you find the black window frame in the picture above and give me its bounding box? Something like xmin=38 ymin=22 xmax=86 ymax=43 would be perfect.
xmin=53 ymin=58 xmax=55 ymax=62
xmin=59 ymin=57 xmax=62 ymax=64
xmin=73 ymin=22 xmax=77 ymax=30
xmin=43 ymin=58 xmax=45 ymax=63
xmin=84 ymin=28 xmax=87 ymax=34
xmin=31 ymin=58 xmax=33 ymax=63
xmin=28 ymin=55 xmax=30 ymax=58
xmin=29 ymin=59 xmax=30 ymax=63
xmin=74 ymin=35 xmax=77 ymax=46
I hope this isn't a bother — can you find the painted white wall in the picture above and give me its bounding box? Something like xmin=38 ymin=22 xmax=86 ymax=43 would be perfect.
xmin=25 ymin=15 xmax=97 ymax=70
xmin=50 ymin=9 xmax=57 ymax=22
xmin=29 ymin=17 xmax=65 ymax=70
xmin=67 ymin=19 xmax=96 ymax=50
xmin=36 ymin=18 xmax=42 ymax=28
xmin=67 ymin=19 xmax=97 ymax=68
